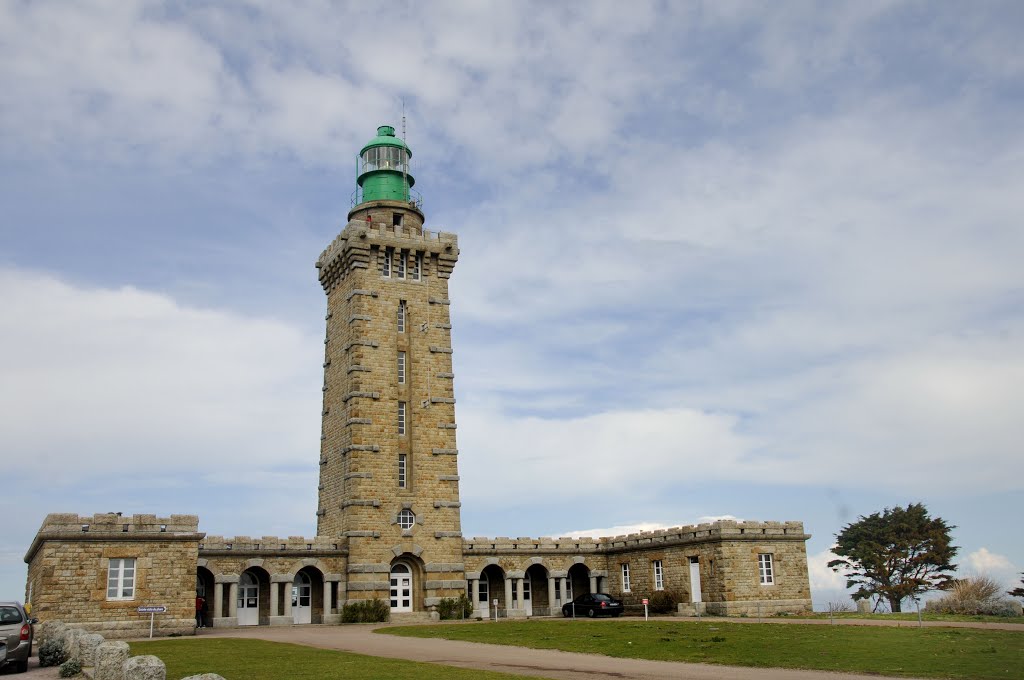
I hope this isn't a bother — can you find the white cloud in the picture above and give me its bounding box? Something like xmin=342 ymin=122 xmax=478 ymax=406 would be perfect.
xmin=0 ymin=268 xmax=322 ymax=485
xmin=961 ymin=548 xmax=1018 ymax=587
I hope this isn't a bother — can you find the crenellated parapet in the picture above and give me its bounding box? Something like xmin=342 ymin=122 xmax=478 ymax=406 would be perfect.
xmin=316 ymin=219 xmax=459 ymax=292
xmin=200 ymin=535 xmax=346 ymax=554
xmin=35 ymin=512 xmax=200 ymax=534
xmin=463 ymin=521 xmax=809 ymax=556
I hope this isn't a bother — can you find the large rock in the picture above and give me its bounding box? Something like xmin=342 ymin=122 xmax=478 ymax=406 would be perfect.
xmin=180 ymin=675 xmax=227 ymax=680
xmin=95 ymin=640 xmax=130 ymax=680
xmin=123 ymin=655 xmax=166 ymax=680
xmin=79 ymin=633 xmax=105 ymax=667
xmin=39 ymin=620 xmax=67 ymax=647
xmin=64 ymin=627 xmax=84 ymax=661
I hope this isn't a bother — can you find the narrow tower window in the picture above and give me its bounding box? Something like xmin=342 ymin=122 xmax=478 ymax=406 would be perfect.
xmin=398 ymin=401 xmax=406 ymax=435
xmin=653 ymin=560 xmax=664 ymax=590
xmin=397 ymin=351 xmax=406 ymax=384
xmin=393 ymin=213 xmax=403 ymax=227
xmin=396 ymin=249 xmax=407 ymax=279
xmin=412 ymin=253 xmax=422 ymax=281
xmin=398 ymin=454 xmax=407 ymax=488
xmin=397 ymin=300 xmax=406 ymax=333
xmin=621 ymin=563 xmax=631 ymax=592
xmin=380 ymin=247 xmax=392 ymax=277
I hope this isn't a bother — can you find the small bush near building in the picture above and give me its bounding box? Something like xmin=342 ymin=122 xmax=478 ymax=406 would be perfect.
xmin=925 ymin=576 xmax=1022 ymax=617
xmin=648 ymin=590 xmax=683 ymax=614
xmin=58 ymin=658 xmax=82 ymax=677
xmin=341 ymin=598 xmax=390 ymax=623
xmin=437 ymin=594 xmax=473 ymax=620
xmin=828 ymin=600 xmax=855 ymax=613
xmin=39 ymin=638 xmax=70 ymax=667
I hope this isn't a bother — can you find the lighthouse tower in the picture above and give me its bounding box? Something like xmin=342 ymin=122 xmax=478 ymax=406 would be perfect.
xmin=314 ymin=125 xmax=463 ymax=613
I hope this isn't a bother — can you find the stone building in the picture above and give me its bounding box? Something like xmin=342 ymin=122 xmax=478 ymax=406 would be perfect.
xmin=25 ymin=125 xmax=812 ymax=636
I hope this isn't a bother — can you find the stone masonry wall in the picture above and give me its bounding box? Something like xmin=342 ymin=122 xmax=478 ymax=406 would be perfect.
xmin=25 ymin=513 xmax=202 ymax=637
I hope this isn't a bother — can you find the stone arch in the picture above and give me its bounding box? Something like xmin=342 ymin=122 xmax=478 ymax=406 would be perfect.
xmin=239 ymin=564 xmax=272 ymax=626
xmin=291 ymin=564 xmax=325 ymax=624
xmin=480 ymin=563 xmax=507 ymax=612
xmin=195 ymin=564 xmax=215 ymax=627
xmin=524 ymin=562 xmax=551 ymax=616
xmin=567 ymin=562 xmax=591 ymax=601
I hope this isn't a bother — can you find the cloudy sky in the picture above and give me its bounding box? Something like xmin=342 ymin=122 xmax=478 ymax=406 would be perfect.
xmin=2 ymin=1 xmax=1022 ymax=606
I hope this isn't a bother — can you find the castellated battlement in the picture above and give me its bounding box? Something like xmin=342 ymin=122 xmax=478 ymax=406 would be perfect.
xmin=200 ymin=535 xmax=344 ymax=552
xmin=34 ymin=512 xmax=200 ymax=534
xmin=316 ymin=219 xmax=459 ymax=292
xmin=463 ymin=521 xmax=808 ymax=554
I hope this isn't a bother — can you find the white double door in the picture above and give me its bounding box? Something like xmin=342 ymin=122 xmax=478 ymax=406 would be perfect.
xmin=293 ymin=572 xmax=312 ymax=624
xmin=237 ymin=572 xmax=259 ymax=626
xmin=390 ymin=563 xmax=412 ymax=612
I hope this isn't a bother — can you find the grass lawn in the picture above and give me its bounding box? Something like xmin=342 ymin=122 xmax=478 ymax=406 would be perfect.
xmin=129 ymin=638 xmax=536 ymax=680
xmin=384 ymin=619 xmax=1024 ymax=679
xmin=802 ymin=611 xmax=1024 ymax=625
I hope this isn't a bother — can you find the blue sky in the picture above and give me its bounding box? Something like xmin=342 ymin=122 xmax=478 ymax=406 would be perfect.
xmin=2 ymin=1 xmax=1023 ymax=607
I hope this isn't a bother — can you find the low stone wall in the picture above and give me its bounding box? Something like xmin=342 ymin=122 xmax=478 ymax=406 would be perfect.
xmin=41 ymin=620 xmax=226 ymax=680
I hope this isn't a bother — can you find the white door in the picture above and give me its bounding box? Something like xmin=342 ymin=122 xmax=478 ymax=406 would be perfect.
xmin=390 ymin=564 xmax=412 ymax=612
xmin=522 ymin=577 xmax=532 ymax=616
xmin=238 ymin=572 xmax=259 ymax=626
xmin=292 ymin=572 xmax=312 ymax=624
xmin=689 ymin=557 xmax=702 ymax=603
xmin=477 ymin=578 xmax=490 ymax=617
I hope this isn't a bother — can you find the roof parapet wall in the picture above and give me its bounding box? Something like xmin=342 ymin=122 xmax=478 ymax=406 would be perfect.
xmin=201 ymin=536 xmax=343 ymax=552
xmin=463 ymin=521 xmax=808 ymax=553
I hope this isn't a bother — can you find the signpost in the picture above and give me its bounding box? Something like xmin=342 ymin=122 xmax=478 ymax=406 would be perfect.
xmin=137 ymin=606 xmax=166 ymax=638
xmin=642 ymin=598 xmax=649 ymax=621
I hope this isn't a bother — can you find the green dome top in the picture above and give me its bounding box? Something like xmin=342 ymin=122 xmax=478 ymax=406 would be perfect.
xmin=359 ymin=125 xmax=412 ymax=158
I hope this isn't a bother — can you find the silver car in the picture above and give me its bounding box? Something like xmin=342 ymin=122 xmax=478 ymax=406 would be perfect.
xmin=0 ymin=602 xmax=35 ymax=674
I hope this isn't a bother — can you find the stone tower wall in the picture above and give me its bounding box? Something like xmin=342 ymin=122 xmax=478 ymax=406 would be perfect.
xmin=315 ymin=200 xmax=465 ymax=607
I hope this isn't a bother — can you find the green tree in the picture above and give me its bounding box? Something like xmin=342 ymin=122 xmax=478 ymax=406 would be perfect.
xmin=1010 ymin=573 xmax=1024 ymax=599
xmin=828 ymin=503 xmax=957 ymax=612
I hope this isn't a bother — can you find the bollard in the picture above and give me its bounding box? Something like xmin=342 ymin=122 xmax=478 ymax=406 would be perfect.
xmin=123 ymin=654 xmax=166 ymax=680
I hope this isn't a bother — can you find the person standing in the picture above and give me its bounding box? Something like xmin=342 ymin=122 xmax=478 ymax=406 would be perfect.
xmin=195 ymin=594 xmax=205 ymax=628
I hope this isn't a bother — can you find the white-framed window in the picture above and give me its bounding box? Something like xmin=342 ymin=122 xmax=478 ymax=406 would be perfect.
xmin=653 ymin=560 xmax=664 ymax=591
xmin=397 ymin=300 xmax=406 ymax=333
xmin=758 ymin=553 xmax=774 ymax=585
xmin=398 ymin=454 xmax=407 ymax=488
xmin=412 ymin=253 xmax=423 ymax=281
xmin=621 ymin=563 xmax=631 ymax=592
xmin=397 ymin=351 xmax=406 ymax=384
xmin=398 ymin=508 xmax=415 ymax=530
xmin=398 ymin=401 xmax=406 ymax=435
xmin=380 ymin=247 xmax=392 ymax=277
xmin=107 ymin=558 xmax=136 ymax=600
xmin=396 ymin=249 xmax=407 ymax=279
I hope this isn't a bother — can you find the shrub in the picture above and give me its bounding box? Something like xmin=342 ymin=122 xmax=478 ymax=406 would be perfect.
xmin=39 ymin=638 xmax=69 ymax=667
xmin=438 ymin=594 xmax=473 ymax=620
xmin=648 ymin=590 xmax=683 ymax=614
xmin=926 ymin=576 xmax=1022 ymax=616
xmin=341 ymin=598 xmax=390 ymax=623
xmin=828 ymin=600 xmax=855 ymax=613
xmin=58 ymin=658 xmax=82 ymax=677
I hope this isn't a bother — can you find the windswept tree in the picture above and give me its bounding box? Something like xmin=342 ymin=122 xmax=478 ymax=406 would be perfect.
xmin=829 ymin=503 xmax=957 ymax=612
xmin=1010 ymin=574 xmax=1024 ymax=600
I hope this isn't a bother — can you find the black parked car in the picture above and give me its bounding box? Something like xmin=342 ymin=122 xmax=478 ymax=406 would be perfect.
xmin=562 ymin=593 xmax=624 ymax=618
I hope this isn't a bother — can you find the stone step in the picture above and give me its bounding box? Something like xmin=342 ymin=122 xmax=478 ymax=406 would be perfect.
xmin=388 ymin=611 xmax=434 ymax=624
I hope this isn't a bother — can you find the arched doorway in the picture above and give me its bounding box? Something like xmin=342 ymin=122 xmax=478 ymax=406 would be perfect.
xmin=292 ymin=571 xmax=312 ymax=623
xmin=525 ymin=564 xmax=550 ymax=617
xmin=389 ymin=562 xmax=413 ymax=613
xmin=291 ymin=565 xmax=325 ymax=624
xmin=480 ymin=564 xmax=506 ymax=618
xmin=567 ymin=563 xmax=591 ymax=603
xmin=237 ymin=567 xmax=270 ymax=626
xmin=195 ymin=566 xmax=214 ymax=628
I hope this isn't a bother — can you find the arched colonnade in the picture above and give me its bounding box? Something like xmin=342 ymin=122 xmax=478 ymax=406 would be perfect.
xmin=468 ymin=559 xmax=607 ymax=617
